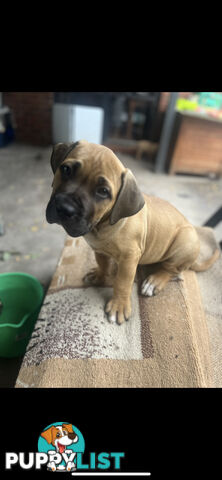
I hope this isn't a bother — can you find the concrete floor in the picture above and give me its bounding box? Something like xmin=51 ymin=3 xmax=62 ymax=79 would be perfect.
xmin=0 ymin=142 xmax=222 ymax=386
xmin=0 ymin=144 xmax=66 ymax=289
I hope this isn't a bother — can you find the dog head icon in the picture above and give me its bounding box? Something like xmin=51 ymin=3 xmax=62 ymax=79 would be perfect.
xmin=41 ymin=423 xmax=78 ymax=454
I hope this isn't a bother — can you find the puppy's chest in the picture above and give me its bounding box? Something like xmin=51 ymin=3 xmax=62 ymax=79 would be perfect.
xmin=84 ymin=233 xmax=118 ymax=258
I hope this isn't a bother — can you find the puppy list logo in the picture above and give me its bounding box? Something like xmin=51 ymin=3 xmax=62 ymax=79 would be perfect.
xmin=38 ymin=422 xmax=84 ymax=472
xmin=5 ymin=421 xmax=125 ymax=473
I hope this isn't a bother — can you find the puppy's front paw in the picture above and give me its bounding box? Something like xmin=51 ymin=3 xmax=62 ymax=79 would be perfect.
xmin=105 ymin=297 xmax=131 ymax=325
xmin=47 ymin=462 xmax=56 ymax=472
xmin=67 ymin=461 xmax=75 ymax=472
xmin=83 ymin=268 xmax=105 ymax=286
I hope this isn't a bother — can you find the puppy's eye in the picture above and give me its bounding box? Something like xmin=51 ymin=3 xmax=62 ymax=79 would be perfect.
xmin=56 ymin=432 xmax=61 ymax=438
xmin=63 ymin=430 xmax=68 ymax=435
xmin=60 ymin=164 xmax=72 ymax=177
xmin=95 ymin=186 xmax=110 ymax=199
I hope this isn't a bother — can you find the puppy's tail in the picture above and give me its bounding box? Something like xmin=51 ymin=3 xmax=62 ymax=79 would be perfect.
xmin=190 ymin=248 xmax=220 ymax=272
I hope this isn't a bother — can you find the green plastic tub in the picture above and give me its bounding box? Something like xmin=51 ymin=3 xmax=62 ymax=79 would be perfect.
xmin=0 ymin=273 xmax=44 ymax=358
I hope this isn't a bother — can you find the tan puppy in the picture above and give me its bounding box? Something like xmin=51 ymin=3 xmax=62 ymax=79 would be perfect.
xmin=46 ymin=140 xmax=219 ymax=325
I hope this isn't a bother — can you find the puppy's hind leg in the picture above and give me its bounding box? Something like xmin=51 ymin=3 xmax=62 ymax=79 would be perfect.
xmin=141 ymin=269 xmax=174 ymax=297
xmin=141 ymin=226 xmax=200 ymax=297
xmin=83 ymin=252 xmax=112 ymax=286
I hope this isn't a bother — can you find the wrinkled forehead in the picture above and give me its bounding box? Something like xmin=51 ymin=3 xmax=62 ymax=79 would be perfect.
xmin=65 ymin=141 xmax=125 ymax=185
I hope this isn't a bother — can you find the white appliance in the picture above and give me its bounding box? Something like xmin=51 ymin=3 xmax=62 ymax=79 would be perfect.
xmin=53 ymin=103 xmax=104 ymax=144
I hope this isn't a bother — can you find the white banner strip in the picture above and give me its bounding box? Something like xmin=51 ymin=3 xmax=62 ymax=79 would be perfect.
xmin=72 ymin=473 xmax=151 ymax=476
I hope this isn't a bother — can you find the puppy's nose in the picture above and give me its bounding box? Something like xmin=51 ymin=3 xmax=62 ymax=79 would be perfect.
xmin=55 ymin=193 xmax=76 ymax=218
xmin=68 ymin=432 xmax=76 ymax=440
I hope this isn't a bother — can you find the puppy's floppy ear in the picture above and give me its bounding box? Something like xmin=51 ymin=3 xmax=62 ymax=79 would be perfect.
xmin=50 ymin=141 xmax=79 ymax=174
xmin=110 ymin=169 xmax=145 ymax=225
xmin=41 ymin=426 xmax=55 ymax=444
xmin=62 ymin=423 xmax=74 ymax=433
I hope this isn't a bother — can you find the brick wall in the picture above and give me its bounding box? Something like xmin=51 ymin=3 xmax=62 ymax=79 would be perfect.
xmin=2 ymin=92 xmax=54 ymax=146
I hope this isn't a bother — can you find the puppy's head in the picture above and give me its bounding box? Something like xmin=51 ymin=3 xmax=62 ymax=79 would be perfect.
xmin=41 ymin=423 xmax=78 ymax=454
xmin=46 ymin=140 xmax=145 ymax=237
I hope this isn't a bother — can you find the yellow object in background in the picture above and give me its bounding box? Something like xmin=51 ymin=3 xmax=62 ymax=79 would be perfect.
xmin=176 ymin=98 xmax=198 ymax=111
